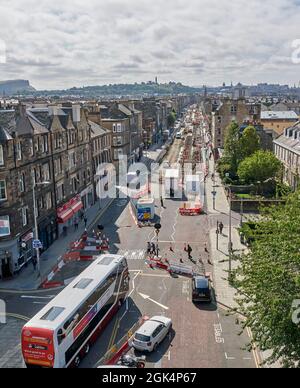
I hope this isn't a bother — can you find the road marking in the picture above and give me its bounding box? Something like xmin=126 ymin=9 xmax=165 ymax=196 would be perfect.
xmin=107 ymin=317 xmax=120 ymax=352
xmin=0 ymin=312 xmax=29 ymax=321
xmin=164 ymin=351 xmax=171 ymax=361
xmin=138 ymin=293 xmax=169 ymax=311
xmin=20 ymin=295 xmax=54 ymax=300
xmin=128 ymin=271 xmax=141 ymax=298
xmin=0 ymin=344 xmax=22 ymax=368
xmin=139 ymin=273 xmax=170 ymax=279
xmin=225 ymin=353 xmax=236 ymax=361
xmin=246 ymin=327 xmax=261 ymax=369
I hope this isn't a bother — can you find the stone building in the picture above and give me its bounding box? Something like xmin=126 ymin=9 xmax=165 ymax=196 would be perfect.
xmin=0 ymin=103 xmax=94 ymax=279
xmin=0 ymin=106 xmax=56 ymax=278
xmin=274 ymin=121 xmax=300 ymax=190
xmin=211 ymin=98 xmax=261 ymax=155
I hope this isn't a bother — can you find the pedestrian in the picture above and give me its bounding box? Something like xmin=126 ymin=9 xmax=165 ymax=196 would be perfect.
xmin=204 ymin=243 xmax=209 ymax=255
xmin=84 ymin=215 xmax=88 ymax=229
xmin=160 ymin=196 xmax=164 ymax=208
xmin=74 ymin=218 xmax=79 ymax=231
xmin=187 ymin=244 xmax=193 ymax=260
xmin=151 ymin=242 xmax=155 ymax=254
xmin=32 ymin=257 xmax=37 ymax=272
xmin=80 ymin=210 xmax=84 ymax=222
xmin=219 ymin=222 xmax=224 ymax=236
xmin=147 ymin=242 xmax=151 ymax=255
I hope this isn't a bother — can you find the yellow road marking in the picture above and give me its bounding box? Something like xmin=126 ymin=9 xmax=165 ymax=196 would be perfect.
xmin=0 ymin=312 xmax=29 ymax=322
xmin=107 ymin=317 xmax=120 ymax=352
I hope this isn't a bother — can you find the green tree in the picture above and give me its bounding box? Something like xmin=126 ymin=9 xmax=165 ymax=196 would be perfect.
xmin=233 ymin=191 xmax=300 ymax=367
xmin=238 ymin=150 xmax=282 ymax=184
xmin=240 ymin=126 xmax=260 ymax=159
xmin=223 ymin=121 xmax=242 ymax=177
xmin=167 ymin=111 xmax=176 ymax=127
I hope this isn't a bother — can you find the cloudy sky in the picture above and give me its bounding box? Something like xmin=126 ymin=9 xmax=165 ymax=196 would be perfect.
xmin=0 ymin=0 xmax=300 ymax=89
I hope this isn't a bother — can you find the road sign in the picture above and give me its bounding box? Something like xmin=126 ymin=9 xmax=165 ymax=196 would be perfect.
xmin=33 ymin=240 xmax=43 ymax=249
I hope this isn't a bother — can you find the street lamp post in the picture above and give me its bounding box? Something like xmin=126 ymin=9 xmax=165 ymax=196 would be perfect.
xmin=228 ymin=186 xmax=233 ymax=277
xmin=31 ymin=171 xmax=51 ymax=279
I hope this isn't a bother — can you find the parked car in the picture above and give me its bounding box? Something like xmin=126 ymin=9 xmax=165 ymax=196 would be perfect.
xmin=132 ymin=316 xmax=172 ymax=353
xmin=192 ymin=276 xmax=212 ymax=303
xmin=176 ymin=132 xmax=182 ymax=139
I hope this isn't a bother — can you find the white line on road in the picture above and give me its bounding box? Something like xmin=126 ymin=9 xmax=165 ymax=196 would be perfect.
xmin=20 ymin=295 xmax=54 ymax=300
xmin=225 ymin=353 xmax=236 ymax=361
xmin=0 ymin=344 xmax=22 ymax=368
xmin=138 ymin=293 xmax=169 ymax=311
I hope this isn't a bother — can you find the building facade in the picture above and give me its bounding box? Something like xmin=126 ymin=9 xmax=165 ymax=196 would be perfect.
xmin=261 ymin=111 xmax=299 ymax=137
xmin=211 ymin=98 xmax=261 ymax=154
xmin=274 ymin=121 xmax=300 ymax=190
xmin=0 ymin=103 xmax=94 ymax=279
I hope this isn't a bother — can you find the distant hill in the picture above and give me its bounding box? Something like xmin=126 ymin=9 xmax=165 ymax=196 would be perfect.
xmin=28 ymin=81 xmax=203 ymax=98
xmin=0 ymin=80 xmax=36 ymax=95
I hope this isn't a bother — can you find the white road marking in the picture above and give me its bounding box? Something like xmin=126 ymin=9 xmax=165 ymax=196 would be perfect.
xmin=164 ymin=351 xmax=171 ymax=361
xmin=225 ymin=353 xmax=236 ymax=361
xmin=21 ymin=295 xmax=54 ymax=300
xmin=128 ymin=271 xmax=141 ymax=298
xmin=138 ymin=293 xmax=169 ymax=311
xmin=0 ymin=344 xmax=22 ymax=368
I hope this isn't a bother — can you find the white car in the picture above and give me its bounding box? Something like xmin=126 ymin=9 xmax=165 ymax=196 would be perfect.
xmin=132 ymin=316 xmax=172 ymax=353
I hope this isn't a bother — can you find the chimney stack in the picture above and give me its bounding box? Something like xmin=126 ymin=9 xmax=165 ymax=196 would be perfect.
xmin=72 ymin=104 xmax=81 ymax=123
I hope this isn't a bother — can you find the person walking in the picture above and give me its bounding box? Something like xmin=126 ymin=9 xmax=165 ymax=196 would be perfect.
xmin=147 ymin=242 xmax=151 ymax=255
xmin=32 ymin=257 xmax=37 ymax=272
xmin=74 ymin=218 xmax=79 ymax=231
xmin=84 ymin=215 xmax=88 ymax=229
xmin=204 ymin=243 xmax=209 ymax=255
xmin=187 ymin=244 xmax=193 ymax=260
xmin=219 ymin=222 xmax=224 ymax=236
xmin=160 ymin=196 xmax=164 ymax=208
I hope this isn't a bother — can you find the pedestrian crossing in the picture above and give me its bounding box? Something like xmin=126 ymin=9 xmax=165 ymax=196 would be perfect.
xmin=118 ymin=249 xmax=146 ymax=261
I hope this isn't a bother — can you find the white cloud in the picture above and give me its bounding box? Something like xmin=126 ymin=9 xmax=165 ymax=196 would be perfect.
xmin=0 ymin=0 xmax=300 ymax=89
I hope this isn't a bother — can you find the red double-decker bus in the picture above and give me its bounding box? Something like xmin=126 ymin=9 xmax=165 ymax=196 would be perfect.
xmin=21 ymin=254 xmax=130 ymax=368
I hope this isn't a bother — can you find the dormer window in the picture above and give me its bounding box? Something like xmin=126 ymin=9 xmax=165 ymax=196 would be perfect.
xmin=0 ymin=145 xmax=4 ymax=166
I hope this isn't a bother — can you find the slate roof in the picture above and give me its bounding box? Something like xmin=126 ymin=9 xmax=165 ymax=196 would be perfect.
xmin=89 ymin=120 xmax=110 ymax=138
xmin=261 ymin=111 xmax=299 ymax=120
xmin=274 ymin=122 xmax=300 ymax=155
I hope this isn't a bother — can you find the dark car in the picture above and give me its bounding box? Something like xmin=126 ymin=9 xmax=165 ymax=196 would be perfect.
xmin=192 ymin=276 xmax=212 ymax=303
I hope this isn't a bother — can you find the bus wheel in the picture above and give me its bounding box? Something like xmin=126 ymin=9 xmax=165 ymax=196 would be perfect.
xmin=74 ymin=356 xmax=81 ymax=368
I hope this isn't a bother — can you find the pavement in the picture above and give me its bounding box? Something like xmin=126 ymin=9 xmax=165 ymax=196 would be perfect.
xmin=0 ymin=197 xmax=114 ymax=291
xmin=206 ymin=158 xmax=246 ymax=310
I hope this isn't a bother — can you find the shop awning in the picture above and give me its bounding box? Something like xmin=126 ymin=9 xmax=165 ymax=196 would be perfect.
xmin=57 ymin=208 xmax=74 ymax=224
xmin=71 ymin=200 xmax=83 ymax=214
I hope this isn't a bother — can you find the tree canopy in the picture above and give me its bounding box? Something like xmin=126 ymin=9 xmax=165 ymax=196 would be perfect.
xmin=237 ymin=150 xmax=282 ymax=184
xmin=239 ymin=126 xmax=261 ymax=160
xmin=223 ymin=121 xmax=241 ymax=176
xmin=233 ymin=191 xmax=300 ymax=367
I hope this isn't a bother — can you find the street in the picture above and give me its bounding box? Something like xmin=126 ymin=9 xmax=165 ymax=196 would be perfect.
xmin=0 ymin=106 xmax=258 ymax=369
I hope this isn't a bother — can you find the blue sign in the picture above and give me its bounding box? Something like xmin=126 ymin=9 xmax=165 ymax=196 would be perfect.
xmin=33 ymin=240 xmax=43 ymax=249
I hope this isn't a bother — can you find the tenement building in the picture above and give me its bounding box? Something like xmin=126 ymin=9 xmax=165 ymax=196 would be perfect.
xmin=0 ymin=103 xmax=94 ymax=279
xmin=274 ymin=121 xmax=300 ymax=190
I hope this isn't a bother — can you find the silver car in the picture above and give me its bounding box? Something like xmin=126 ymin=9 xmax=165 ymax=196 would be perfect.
xmin=132 ymin=316 xmax=172 ymax=353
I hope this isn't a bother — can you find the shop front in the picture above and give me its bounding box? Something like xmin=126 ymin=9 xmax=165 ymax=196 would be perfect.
xmin=80 ymin=185 xmax=94 ymax=210
xmin=57 ymin=195 xmax=84 ymax=236
xmin=38 ymin=214 xmax=58 ymax=252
